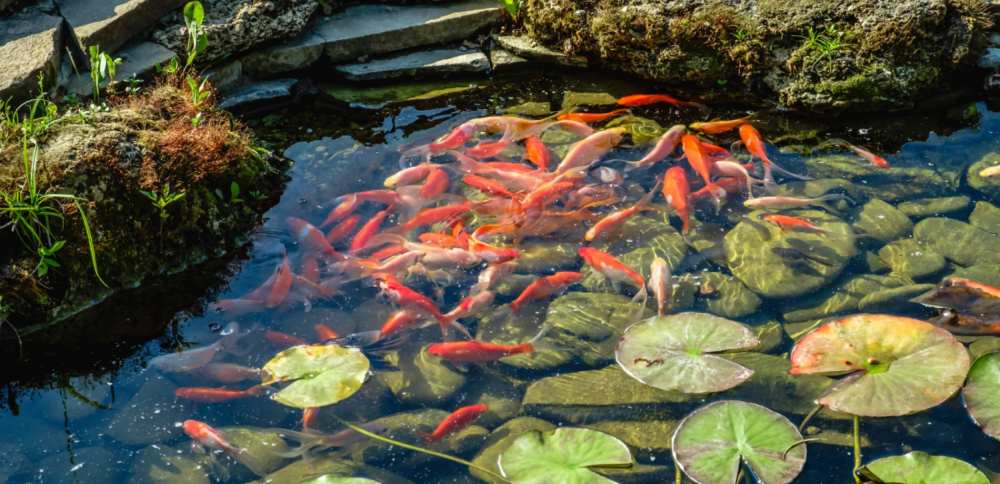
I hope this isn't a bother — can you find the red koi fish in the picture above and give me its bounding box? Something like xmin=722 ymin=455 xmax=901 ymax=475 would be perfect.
xmin=557 ymin=109 xmax=630 ymax=124
xmin=468 ymin=239 xmax=519 ymax=263
xmin=420 ymin=167 xmax=451 ymax=199
xmin=463 ymin=174 xmax=516 ymax=199
xmin=370 ymin=245 xmax=408 ymax=261
xmin=690 ymin=116 xmax=751 ymax=135
xmin=511 ymin=272 xmax=582 ymax=312
xmin=466 ymin=138 xmax=511 ymax=159
xmin=427 ymin=340 xmax=534 ymax=362
xmin=314 ymin=323 xmax=339 ymax=341
xmin=762 ymin=214 xmax=827 ymax=233
xmin=446 ymin=290 xmax=495 ymax=320
xmin=265 ymin=256 xmax=294 ymax=308
xmin=738 ymin=123 xmax=810 ymax=184
xmin=301 ymin=255 xmax=320 ymax=283
xmin=350 ymin=207 xmax=393 ymax=253
xmin=379 ymin=310 xmax=423 ymax=338
xmin=617 ymin=93 xmax=704 ymax=109
xmin=385 ymin=164 xmax=436 ymax=188
xmin=302 ymin=407 xmax=319 ymax=431
xmin=183 ymin=420 xmax=242 ymax=454
xmin=321 ymin=194 xmax=358 ymax=227
xmin=631 ymin=124 xmax=686 ymax=170
xmin=326 ymin=215 xmax=360 ymax=244
xmin=828 ymin=138 xmax=890 ymax=169
xmin=584 ymin=182 xmax=660 ymax=242
xmin=578 ymin=247 xmax=647 ymax=305
xmin=175 ymin=385 xmax=264 ymax=403
xmin=419 ymin=232 xmax=465 ymax=249
xmin=524 ymin=135 xmax=551 ymax=171
xmin=662 ymin=166 xmax=692 ymax=233
xmin=372 ymin=273 xmax=465 ymax=337
xmin=288 ymin=217 xmax=342 ymax=259
xmin=402 ymin=202 xmax=473 ymax=232
xmin=423 ymin=404 xmax=489 ymax=443
xmin=264 ymin=329 xmax=307 ymax=348
xmin=351 ymin=189 xmax=403 ymax=205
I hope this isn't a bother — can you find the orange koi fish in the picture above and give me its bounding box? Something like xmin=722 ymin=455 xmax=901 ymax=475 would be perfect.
xmin=446 ymin=290 xmax=495 ymax=320
xmin=466 ymin=138 xmax=511 ymax=159
xmin=511 ymin=272 xmax=582 ymax=312
xmin=325 ymin=215 xmax=360 ymax=244
xmin=557 ymin=109 xmax=630 ymax=124
xmin=739 ymin=123 xmax=772 ymax=166
xmin=385 ymin=164 xmax=436 ymax=188
xmin=631 ymin=124 xmax=686 ymax=170
xmin=555 ymin=127 xmax=627 ymax=174
xmin=649 ymin=257 xmax=672 ymax=317
xmin=370 ymin=245 xmax=408 ymax=261
xmin=662 ymin=166 xmax=692 ymax=233
xmin=762 ymin=214 xmax=827 ymax=233
xmin=524 ymin=135 xmax=551 ymax=171
xmin=300 ymin=255 xmax=320 ymax=284
xmin=302 ymin=407 xmax=319 ymax=431
xmin=314 ymin=323 xmax=339 ymax=341
xmin=402 ymin=202 xmax=473 ymax=232
xmin=520 ymin=180 xmax=578 ymax=212
xmin=468 ymin=239 xmax=519 ymax=263
xmin=423 ymin=404 xmax=489 ymax=443
xmin=175 ymin=385 xmax=264 ymax=403
xmin=427 ymin=340 xmax=534 ymax=362
xmin=681 ymin=134 xmax=726 ymax=209
xmin=321 ymin=194 xmax=358 ymax=227
xmin=351 ymin=189 xmax=403 ymax=205
xmin=288 ymin=217 xmax=342 ymax=259
xmin=264 ymin=329 xmax=307 ymax=348
xmin=578 ymin=247 xmax=647 ymax=305
xmin=350 ymin=207 xmax=394 ymax=253
xmin=744 ymin=194 xmax=848 ymax=210
xmin=463 ymin=174 xmax=516 ymax=199
xmin=584 ymin=182 xmax=659 ymax=242
xmin=690 ymin=116 xmax=751 ymax=134
xmin=828 ymin=138 xmax=890 ymax=169
xmin=265 ymin=256 xmax=294 ymax=308
xmin=379 ymin=310 xmax=423 ymax=338
xmin=420 ymin=167 xmax=451 ymax=199
xmin=419 ymin=232 xmax=465 ymax=248
xmin=183 ymin=419 xmax=241 ymax=453
xmin=372 ymin=273 xmax=469 ymax=338
xmin=618 ymin=93 xmax=704 ymax=109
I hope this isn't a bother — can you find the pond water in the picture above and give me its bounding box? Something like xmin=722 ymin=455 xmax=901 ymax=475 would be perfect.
xmin=2 ymin=73 xmax=1000 ymax=483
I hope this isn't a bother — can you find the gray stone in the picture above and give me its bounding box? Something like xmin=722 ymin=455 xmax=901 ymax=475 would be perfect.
xmin=967 ymin=152 xmax=1000 ymax=201
xmin=319 ymin=1 xmax=504 ymax=64
xmin=129 ymin=445 xmax=211 ymax=484
xmin=897 ymin=196 xmax=970 ymax=219
xmin=0 ymin=9 xmax=63 ymax=103
xmin=218 ymin=78 xmax=298 ymax=111
xmin=58 ymin=0 xmax=184 ymax=52
xmin=489 ymin=46 xmax=528 ymax=73
xmin=203 ymin=59 xmax=242 ymax=93
xmin=106 ymin=375 xmax=191 ymax=446
xmin=970 ymin=201 xmax=1000 ymax=236
xmin=494 ymin=34 xmax=588 ymax=66
xmin=64 ymin=40 xmax=177 ymax=97
xmin=852 ymin=198 xmax=912 ymax=243
xmin=36 ymin=447 xmax=122 ymax=484
xmin=335 ymin=48 xmax=489 ymax=81
xmin=153 ymin=0 xmax=318 ymax=64
xmin=913 ymin=217 xmax=1000 ymax=267
xmin=240 ymin=32 xmax=325 ymax=77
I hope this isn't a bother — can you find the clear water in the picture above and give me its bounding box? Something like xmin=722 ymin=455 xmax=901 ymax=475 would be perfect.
xmin=2 ymin=74 xmax=1000 ymax=483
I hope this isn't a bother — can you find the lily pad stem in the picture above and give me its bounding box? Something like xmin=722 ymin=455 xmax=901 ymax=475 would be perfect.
xmin=852 ymin=414 xmax=862 ymax=484
xmin=781 ymin=437 xmax=826 ymax=460
xmin=797 ymin=403 xmax=822 ymax=432
xmin=332 ymin=416 xmax=511 ymax=483
xmin=674 ymin=462 xmax=681 ymax=484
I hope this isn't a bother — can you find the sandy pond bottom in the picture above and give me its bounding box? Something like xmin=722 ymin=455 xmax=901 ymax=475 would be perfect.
xmin=2 ymin=74 xmax=1000 ymax=483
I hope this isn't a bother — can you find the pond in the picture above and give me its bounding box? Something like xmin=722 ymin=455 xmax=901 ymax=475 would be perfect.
xmin=2 ymin=72 xmax=1000 ymax=483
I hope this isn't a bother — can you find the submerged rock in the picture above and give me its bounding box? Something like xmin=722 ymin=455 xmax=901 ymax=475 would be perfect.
xmin=513 ymin=242 xmax=580 ymax=274
xmin=684 ymin=271 xmax=762 ymax=318
xmin=970 ymin=201 xmax=1000 ymax=235
xmin=878 ymin=238 xmax=947 ymax=280
xmin=780 ymin=274 xmax=906 ymax=322
xmin=803 ymin=156 xmax=952 ymax=200
xmin=857 ymin=283 xmax=935 ymax=312
xmin=897 ymin=196 xmax=971 ymax=219
xmin=951 ymin=264 xmax=1000 ymax=288
xmin=584 ymin=420 xmax=676 ymax=459
xmin=378 ymin=346 xmax=468 ymax=406
xmin=968 ymin=152 xmax=1000 ymax=201
xmin=852 ymin=198 xmax=912 ymax=243
xmin=724 ymin=210 xmax=856 ymax=298
xmin=334 ymin=48 xmax=490 ymax=81
xmin=255 ymin=456 xmax=412 ymax=484
xmin=106 ymin=375 xmax=191 ymax=446
xmin=347 ymin=409 xmax=488 ymax=470
xmin=129 ymin=445 xmax=210 ymax=484
xmin=913 ymin=217 xmax=1000 ymax=267
xmin=35 ymin=447 xmax=122 ymax=484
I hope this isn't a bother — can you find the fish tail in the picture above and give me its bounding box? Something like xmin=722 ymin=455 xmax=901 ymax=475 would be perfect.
xmin=400 ymin=145 xmax=431 ymax=169
xmin=629 ymin=285 xmax=648 ymax=319
xmin=528 ymin=324 xmax=549 ymax=345
xmin=354 ymin=232 xmax=406 ymax=255
xmin=768 ymin=159 xmax=812 ymax=181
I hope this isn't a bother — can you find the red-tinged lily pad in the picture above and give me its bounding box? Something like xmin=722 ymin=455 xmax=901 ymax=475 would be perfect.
xmin=672 ymin=400 xmax=806 ymax=484
xmin=789 ymin=314 xmax=970 ymax=417
xmin=962 ymin=351 xmax=1000 ymax=440
xmin=615 ymin=313 xmax=759 ymax=394
xmin=864 ymin=451 xmax=989 ymax=484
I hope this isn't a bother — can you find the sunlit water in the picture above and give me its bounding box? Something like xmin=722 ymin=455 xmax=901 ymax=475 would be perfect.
xmin=2 ymin=74 xmax=1000 ymax=483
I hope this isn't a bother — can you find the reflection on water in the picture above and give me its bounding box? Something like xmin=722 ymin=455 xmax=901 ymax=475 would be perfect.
xmin=1 ymin=74 xmax=999 ymax=483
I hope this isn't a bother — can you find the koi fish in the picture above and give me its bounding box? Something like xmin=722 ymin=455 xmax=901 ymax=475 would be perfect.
xmin=739 ymin=124 xmax=810 ymax=184
xmin=183 ymin=419 xmax=268 ymax=476
xmin=401 ymin=202 xmax=473 ymax=232
xmin=463 ymin=174 xmax=516 ymax=199
xmin=287 ymin=217 xmax=342 ymax=259
xmin=372 ymin=273 xmax=469 ymax=338
xmin=446 ymin=290 xmax=495 ymax=320
xmin=466 ymin=138 xmax=511 ymax=159
xmin=427 ymin=340 xmax=534 ymax=362
xmin=649 ymin=257 xmax=672 ymax=317
xmin=979 ymin=165 xmax=1000 ymax=178
xmin=524 ymin=135 xmax=551 ymax=171
xmin=468 ymin=239 xmax=519 ymax=263
xmin=326 ymin=215 xmax=360 ymax=244
xmin=690 ymin=116 xmax=751 ymax=134
xmin=385 ymin=164 xmax=436 ymax=188
xmin=579 ymin=247 xmax=647 ymax=306
xmin=370 ymin=245 xmax=408 ymax=261
xmin=350 ymin=207 xmax=394 ymax=253
xmin=302 ymin=407 xmax=319 ymax=431
xmin=617 ymin=93 xmax=703 ymax=109
xmin=555 ymin=127 xmax=627 ymax=174
xmin=827 ymin=138 xmax=890 ymax=169
xmin=264 ymin=329 xmax=308 ymax=348
xmin=584 ymin=181 xmax=660 ymax=242
xmin=300 ymin=255 xmax=320 ymax=283
xmin=314 ymin=323 xmax=339 ymax=341
xmin=662 ymin=166 xmax=692 ymax=233
xmin=265 ymin=256 xmax=294 ymax=308
xmin=520 ymin=180 xmax=578 ymax=212
xmin=379 ymin=310 xmax=424 ymax=338
xmin=713 ymin=160 xmax=759 ymax=197
xmin=175 ymin=385 xmax=264 ymax=403
xmin=743 ymin=193 xmax=849 ymax=210
xmin=149 ymin=323 xmax=242 ymax=373
xmin=557 ymin=109 xmax=630 ymax=124
xmin=630 ymin=124 xmax=686 ymax=170
xmin=423 ymin=404 xmax=489 ymax=443
xmin=321 ymin=194 xmax=358 ymax=227
xmin=681 ymin=135 xmax=718 ymax=188
xmin=419 ymin=167 xmax=451 ymax=199
xmin=474 ymin=261 xmax=517 ymax=293
xmin=419 ymin=232 xmax=465 ymax=249
xmin=197 ymin=363 xmax=262 ymax=384
xmin=511 ymin=272 xmax=582 ymax=312
xmin=762 ymin=214 xmax=827 ymax=233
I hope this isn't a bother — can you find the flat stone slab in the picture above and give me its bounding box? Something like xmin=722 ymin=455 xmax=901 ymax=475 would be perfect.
xmin=489 ymin=45 xmax=529 ymax=73
xmin=494 ymin=34 xmax=588 ymax=67
xmin=64 ymin=40 xmax=176 ymax=97
xmin=0 ymin=9 xmax=63 ymax=103
xmin=219 ymin=78 xmax=298 ymax=111
xmin=241 ymin=0 xmax=503 ymax=76
xmin=57 ymin=0 xmax=185 ymax=52
xmin=335 ymin=48 xmax=488 ymax=81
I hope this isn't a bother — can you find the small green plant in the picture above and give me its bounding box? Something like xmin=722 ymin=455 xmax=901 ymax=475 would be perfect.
xmin=87 ymin=45 xmax=122 ymax=101
xmin=156 ymin=57 xmax=181 ymax=76
xmin=229 ymin=181 xmax=243 ymax=203
xmin=140 ymin=184 xmax=186 ymax=220
xmin=732 ymin=28 xmax=750 ymax=42
xmin=34 ymin=240 xmax=64 ymax=277
xmin=498 ymin=0 xmax=518 ymax=18
xmin=796 ymin=25 xmax=845 ymax=67
xmin=186 ymin=75 xmax=210 ymax=108
xmin=183 ymin=1 xmax=208 ymax=66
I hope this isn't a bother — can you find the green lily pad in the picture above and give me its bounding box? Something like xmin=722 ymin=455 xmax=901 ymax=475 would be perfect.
xmin=615 ymin=313 xmax=760 ymax=394
xmin=789 ymin=314 xmax=970 ymax=417
xmin=963 ymin=351 xmax=1000 ymax=440
xmin=865 ymin=451 xmax=989 ymax=484
xmin=498 ymin=427 xmax=633 ymax=483
xmin=301 ymin=476 xmax=379 ymax=484
xmin=672 ymin=400 xmax=806 ymax=484
xmin=262 ymin=344 xmax=370 ymax=409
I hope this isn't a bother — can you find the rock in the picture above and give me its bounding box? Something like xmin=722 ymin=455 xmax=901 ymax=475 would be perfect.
xmin=322 ymin=79 xmax=480 ymax=109
xmin=378 ymin=346 xmax=467 ymax=406
xmin=0 ymin=417 xmax=65 ymax=461
xmin=897 ymin=196 xmax=970 ymax=219
xmin=582 ymin=218 xmax=688 ymax=294
xmin=685 ymin=271 xmax=761 ymax=318
xmin=857 ymin=283 xmax=936 ymax=312
xmin=878 ymin=238 xmax=946 ymax=279
xmin=746 ymin=315 xmax=785 ymax=353
xmin=256 ymin=456 xmax=412 ymax=484
xmin=335 ymin=48 xmax=489 ymax=81
xmin=59 ymin=0 xmax=184 ymax=53
xmin=153 ymin=0 xmax=319 ymax=64
xmin=969 ymin=337 xmax=1000 ymax=359
xmin=347 ymin=409 xmax=489 ymax=469
xmin=537 ymin=292 xmax=653 ymax=369
xmin=513 ymin=242 xmax=580 ymax=274
xmin=470 ymin=417 xmax=555 ymax=482
xmin=864 ymin=250 xmax=891 ymax=273
xmin=970 ymin=201 xmax=1000 ymax=235
xmin=0 ymin=443 xmax=28 ymax=483
xmin=129 ymin=445 xmax=211 ymax=484
xmin=36 ymin=447 xmax=122 ymax=484
xmin=0 ymin=9 xmax=63 ymax=104
xmin=852 ymin=198 xmax=912 ymax=243
xmin=724 ymin=210 xmax=856 ymax=298
xmin=519 ymin=0 xmax=991 ymax=112
xmin=494 ymin=34 xmax=588 ymax=67
xmin=219 ymin=427 xmax=290 ymax=478
xmin=780 ymin=274 xmax=906 ymax=322
xmin=913 ymin=217 xmax=1000 ymax=267
xmin=561 ymin=90 xmax=618 ymax=109
xmin=240 ymin=31 xmax=326 ymax=77
xmin=203 ymin=59 xmax=242 ymax=93
xmin=584 ymin=420 xmax=676 ymax=459
xmin=980 ymin=47 xmax=1000 ymax=68
xmin=949 ymin=264 xmax=1000 ymax=287
xmin=319 ymin=1 xmax=503 ymax=64
xmin=503 ymin=100 xmax=551 ymax=116
xmin=489 ymin=46 xmax=528 ymax=73
xmin=968 ymin=152 xmax=1000 ymax=201
xmin=477 ymin=301 xmax=576 ymax=372
xmin=218 ymin=78 xmax=299 ymax=111
xmin=598 ymin=464 xmax=676 ymax=483
xmin=803 ymin=157 xmax=952 ymax=200
xmin=305 ymin=376 xmax=397 ymax=431
xmin=106 ymin=375 xmax=191 ymax=446
xmin=36 ymin=376 xmax=112 ymax=423
xmin=64 ymin=40 xmax=178 ymax=97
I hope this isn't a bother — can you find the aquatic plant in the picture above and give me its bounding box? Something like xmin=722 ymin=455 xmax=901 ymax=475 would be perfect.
xmin=962 ymin=351 xmax=1000 ymax=440
xmin=497 ymin=0 xmax=519 ymax=18
xmin=672 ymin=400 xmax=806 ymax=484
xmin=86 ymin=45 xmax=121 ymax=102
xmin=498 ymin=427 xmax=632 ymax=482
xmin=139 ymin=184 xmax=186 ymax=221
xmin=186 ymin=75 xmax=210 ymax=109
xmin=861 ymin=452 xmax=989 ymax=484
xmin=183 ymin=1 xmax=208 ymax=66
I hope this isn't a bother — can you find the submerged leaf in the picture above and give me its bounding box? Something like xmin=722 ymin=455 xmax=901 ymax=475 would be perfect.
xmin=615 ymin=313 xmax=759 ymax=393
xmin=672 ymin=400 xmax=805 ymax=484
xmin=498 ymin=427 xmax=632 ymax=483
xmin=262 ymin=344 xmax=369 ymax=409
xmin=963 ymin=351 xmax=1000 ymax=440
xmin=789 ymin=314 xmax=969 ymax=417
xmin=865 ymin=451 xmax=989 ymax=484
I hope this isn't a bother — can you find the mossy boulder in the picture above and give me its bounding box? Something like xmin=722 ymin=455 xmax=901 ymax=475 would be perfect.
xmin=968 ymin=152 xmax=1000 ymax=201
xmin=255 ymin=457 xmax=411 ymax=484
xmin=679 ymin=271 xmax=761 ymax=318
xmin=378 ymin=346 xmax=468 ymax=406
xmin=724 ymin=209 xmax=856 ymax=298
xmin=878 ymin=238 xmax=947 ymax=279
xmin=346 ymin=409 xmax=488 ymax=470
xmin=970 ymin=201 xmax=1000 ymax=235
xmin=129 ymin=445 xmax=210 ymax=484
xmin=857 ymin=283 xmax=935 ymax=312
xmin=853 ymin=198 xmax=913 ymax=243
xmin=779 ymin=274 xmax=907 ymax=322
xmin=913 ymin=217 xmax=1000 ymax=266
xmin=897 ymin=196 xmax=970 ymax=219
xmin=802 ymin=156 xmax=953 ymax=200
xmin=513 ymin=242 xmax=580 ymax=274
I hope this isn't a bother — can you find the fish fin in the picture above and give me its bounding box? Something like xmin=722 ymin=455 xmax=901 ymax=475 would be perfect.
xmin=768 ymin=159 xmax=812 ymax=181
xmin=629 ymin=285 xmax=648 ymax=319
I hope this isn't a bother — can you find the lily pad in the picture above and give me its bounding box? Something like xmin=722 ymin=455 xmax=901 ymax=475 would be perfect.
xmin=262 ymin=344 xmax=370 ymax=409
xmin=672 ymin=400 xmax=806 ymax=484
xmin=789 ymin=314 xmax=970 ymax=417
xmin=498 ymin=427 xmax=632 ymax=484
xmin=615 ymin=313 xmax=759 ymax=394
xmin=301 ymin=476 xmax=379 ymax=484
xmin=962 ymin=351 xmax=1000 ymax=440
xmin=864 ymin=451 xmax=989 ymax=484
